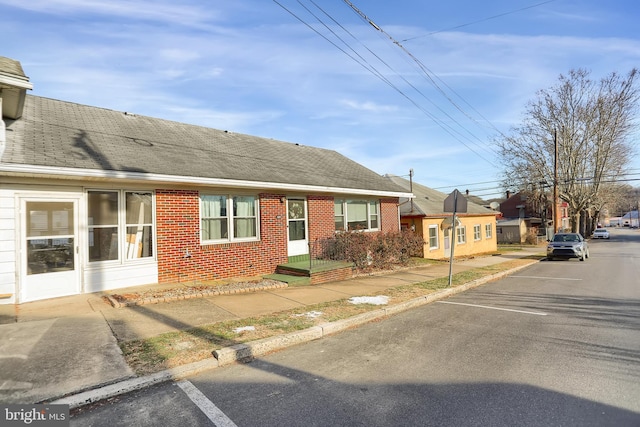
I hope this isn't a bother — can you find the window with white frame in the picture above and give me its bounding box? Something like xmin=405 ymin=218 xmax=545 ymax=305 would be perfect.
xmin=334 ymin=199 xmax=345 ymax=230
xmin=474 ymin=224 xmax=481 ymax=241
xmin=200 ymin=194 xmax=258 ymax=243
xmin=485 ymin=223 xmax=492 ymax=239
xmin=456 ymin=225 xmax=466 ymax=244
xmin=334 ymin=199 xmax=380 ymax=231
xmin=88 ymin=190 xmax=154 ymax=262
xmin=428 ymin=225 xmax=438 ymax=249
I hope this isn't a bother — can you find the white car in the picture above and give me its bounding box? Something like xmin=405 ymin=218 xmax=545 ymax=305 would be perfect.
xmin=592 ymin=228 xmax=610 ymax=239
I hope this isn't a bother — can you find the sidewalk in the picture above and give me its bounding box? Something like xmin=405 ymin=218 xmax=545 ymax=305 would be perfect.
xmin=0 ymin=247 xmax=543 ymax=406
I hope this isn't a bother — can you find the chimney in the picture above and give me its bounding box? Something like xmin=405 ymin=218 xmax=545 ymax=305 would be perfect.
xmin=506 ymin=190 xmax=511 ymax=199
xmin=0 ymin=56 xmax=33 ymax=120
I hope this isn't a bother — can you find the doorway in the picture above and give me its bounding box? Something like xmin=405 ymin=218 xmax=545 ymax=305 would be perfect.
xmin=20 ymin=198 xmax=80 ymax=302
xmin=286 ymin=198 xmax=308 ymax=258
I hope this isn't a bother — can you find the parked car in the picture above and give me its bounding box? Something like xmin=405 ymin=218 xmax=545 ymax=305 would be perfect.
xmin=547 ymin=233 xmax=589 ymax=261
xmin=592 ymin=228 xmax=610 ymax=239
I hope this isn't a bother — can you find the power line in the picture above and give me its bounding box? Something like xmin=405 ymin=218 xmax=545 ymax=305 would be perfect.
xmin=275 ymin=0 xmax=499 ymax=166
xmin=402 ymin=0 xmax=558 ymax=42
xmin=340 ymin=0 xmax=500 ymax=164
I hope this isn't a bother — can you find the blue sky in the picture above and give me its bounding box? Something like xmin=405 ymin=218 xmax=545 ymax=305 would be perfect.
xmin=2 ymin=0 xmax=639 ymax=199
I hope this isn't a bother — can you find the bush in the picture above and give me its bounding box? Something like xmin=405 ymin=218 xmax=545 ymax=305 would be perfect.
xmin=321 ymin=230 xmax=424 ymax=271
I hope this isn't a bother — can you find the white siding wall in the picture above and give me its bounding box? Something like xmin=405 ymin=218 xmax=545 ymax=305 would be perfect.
xmin=0 ymin=181 xmax=159 ymax=304
xmin=0 ymin=188 xmax=17 ymax=303
xmin=85 ymin=263 xmax=158 ymax=293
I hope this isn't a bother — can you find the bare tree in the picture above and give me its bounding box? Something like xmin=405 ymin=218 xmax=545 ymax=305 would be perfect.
xmin=497 ymin=68 xmax=639 ymax=233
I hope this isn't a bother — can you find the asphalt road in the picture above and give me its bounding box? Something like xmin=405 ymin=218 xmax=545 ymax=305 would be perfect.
xmin=71 ymin=228 xmax=640 ymax=427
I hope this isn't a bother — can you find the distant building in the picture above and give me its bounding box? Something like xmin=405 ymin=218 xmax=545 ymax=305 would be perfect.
xmin=385 ymin=175 xmax=497 ymax=259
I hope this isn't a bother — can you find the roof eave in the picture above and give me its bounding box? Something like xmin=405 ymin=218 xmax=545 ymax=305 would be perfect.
xmin=0 ymin=74 xmax=33 ymax=90
xmin=0 ymin=164 xmax=412 ymax=198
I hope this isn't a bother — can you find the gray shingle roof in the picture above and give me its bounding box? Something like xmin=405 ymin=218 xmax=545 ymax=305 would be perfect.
xmin=385 ymin=174 xmax=493 ymax=216
xmin=0 ymin=56 xmax=29 ymax=82
xmin=2 ymin=95 xmax=408 ymax=194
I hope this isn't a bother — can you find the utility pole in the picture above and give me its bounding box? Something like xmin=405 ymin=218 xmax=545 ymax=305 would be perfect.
xmin=409 ymin=168 xmax=414 ymax=213
xmin=553 ymin=129 xmax=560 ymax=234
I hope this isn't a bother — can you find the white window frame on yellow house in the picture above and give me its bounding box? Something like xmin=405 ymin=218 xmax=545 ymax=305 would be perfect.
xmin=456 ymin=225 xmax=466 ymax=244
xmin=428 ymin=224 xmax=438 ymax=249
xmin=473 ymin=224 xmax=482 ymax=241
xmin=485 ymin=223 xmax=493 ymax=239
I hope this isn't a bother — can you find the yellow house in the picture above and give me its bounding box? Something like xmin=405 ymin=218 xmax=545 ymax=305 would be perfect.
xmin=385 ymin=175 xmax=498 ymax=259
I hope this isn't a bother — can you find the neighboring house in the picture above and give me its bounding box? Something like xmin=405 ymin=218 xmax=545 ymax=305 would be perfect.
xmin=499 ymin=191 xmax=569 ymax=240
xmin=385 ymin=175 xmax=497 ymax=259
xmin=496 ymin=219 xmax=527 ymax=244
xmin=0 ymin=57 xmax=411 ymax=304
xmin=621 ymin=211 xmax=640 ymax=227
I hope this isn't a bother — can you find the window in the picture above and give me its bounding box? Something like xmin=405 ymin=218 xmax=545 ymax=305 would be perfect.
xmin=334 ymin=199 xmax=345 ymax=230
xmin=474 ymin=224 xmax=481 ymax=241
xmin=334 ymin=199 xmax=380 ymax=231
xmin=456 ymin=225 xmax=466 ymax=244
xmin=485 ymin=223 xmax=492 ymax=239
xmin=125 ymin=192 xmax=153 ymax=259
xmin=88 ymin=190 xmax=154 ymax=263
xmin=347 ymin=200 xmax=368 ymax=230
xmin=369 ymin=201 xmax=379 ymax=229
xmin=201 ymin=194 xmax=258 ymax=243
xmin=428 ymin=225 xmax=438 ymax=249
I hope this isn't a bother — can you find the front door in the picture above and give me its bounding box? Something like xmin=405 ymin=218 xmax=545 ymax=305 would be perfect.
xmin=21 ymin=198 xmax=80 ymax=302
xmin=444 ymin=227 xmax=451 ymax=258
xmin=287 ymin=198 xmax=308 ymax=257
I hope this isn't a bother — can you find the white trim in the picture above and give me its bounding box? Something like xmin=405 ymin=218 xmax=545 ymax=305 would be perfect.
xmin=18 ymin=195 xmax=82 ymax=302
xmin=199 ymin=193 xmax=260 ymax=245
xmin=428 ymin=224 xmax=439 ymax=250
xmin=0 ymin=74 xmax=33 ymax=90
xmin=0 ymin=164 xmax=413 ymax=198
xmin=473 ymin=224 xmax=482 ymax=241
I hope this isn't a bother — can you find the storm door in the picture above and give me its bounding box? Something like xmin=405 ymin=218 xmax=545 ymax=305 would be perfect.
xmin=21 ymin=199 xmax=80 ymax=302
xmin=286 ymin=198 xmax=308 ymax=257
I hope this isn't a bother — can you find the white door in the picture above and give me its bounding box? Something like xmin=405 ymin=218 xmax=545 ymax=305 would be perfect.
xmin=443 ymin=227 xmax=451 ymax=258
xmin=287 ymin=198 xmax=308 ymax=257
xmin=21 ymin=198 xmax=80 ymax=302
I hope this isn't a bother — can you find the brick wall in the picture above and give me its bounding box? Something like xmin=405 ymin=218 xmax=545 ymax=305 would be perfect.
xmin=155 ymin=191 xmax=401 ymax=283
xmin=380 ymin=197 xmax=400 ymax=232
xmin=307 ymin=195 xmax=335 ymax=242
xmin=156 ymin=190 xmax=288 ymax=283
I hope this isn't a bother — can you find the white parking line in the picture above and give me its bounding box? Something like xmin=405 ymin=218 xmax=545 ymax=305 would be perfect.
xmin=509 ymin=275 xmax=582 ymax=281
xmin=177 ymin=380 xmax=238 ymax=427
xmin=436 ymin=301 xmax=548 ymax=316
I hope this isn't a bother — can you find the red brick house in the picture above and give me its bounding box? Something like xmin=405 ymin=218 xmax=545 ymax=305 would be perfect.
xmin=0 ymin=57 xmax=410 ymax=303
xmin=498 ymin=191 xmax=570 ymax=241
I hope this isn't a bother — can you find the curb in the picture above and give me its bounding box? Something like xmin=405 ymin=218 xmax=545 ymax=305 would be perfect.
xmin=52 ymin=258 xmax=539 ymax=409
xmin=52 ymin=359 xmax=220 ymax=409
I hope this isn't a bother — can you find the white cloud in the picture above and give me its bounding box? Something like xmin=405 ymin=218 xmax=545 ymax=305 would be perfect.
xmin=340 ymin=99 xmax=398 ymax=113
xmin=0 ymin=0 xmax=220 ymax=26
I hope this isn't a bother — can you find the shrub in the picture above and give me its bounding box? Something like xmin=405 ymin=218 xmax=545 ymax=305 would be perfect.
xmin=320 ymin=230 xmax=424 ymax=271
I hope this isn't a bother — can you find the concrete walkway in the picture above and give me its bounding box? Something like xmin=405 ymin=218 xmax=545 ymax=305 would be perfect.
xmin=0 ymin=247 xmax=543 ymax=405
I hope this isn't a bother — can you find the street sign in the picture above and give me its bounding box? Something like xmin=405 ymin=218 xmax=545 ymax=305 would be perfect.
xmin=443 ymin=189 xmax=467 ymax=213
xmin=440 ymin=216 xmax=461 ymax=230
xmin=442 ymin=189 xmax=467 ymax=288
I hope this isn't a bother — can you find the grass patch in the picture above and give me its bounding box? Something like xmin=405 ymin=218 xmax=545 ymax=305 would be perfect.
xmin=120 ymin=257 xmax=540 ymax=375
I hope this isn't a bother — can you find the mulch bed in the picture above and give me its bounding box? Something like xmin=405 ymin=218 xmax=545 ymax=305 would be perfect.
xmin=105 ymin=280 xmax=287 ymax=308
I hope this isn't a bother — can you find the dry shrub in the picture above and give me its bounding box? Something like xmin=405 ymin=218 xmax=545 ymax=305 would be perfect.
xmin=323 ymin=230 xmax=424 ymax=271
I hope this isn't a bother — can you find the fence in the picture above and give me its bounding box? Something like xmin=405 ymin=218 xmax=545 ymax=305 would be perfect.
xmin=307 ymin=237 xmax=349 ymax=270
